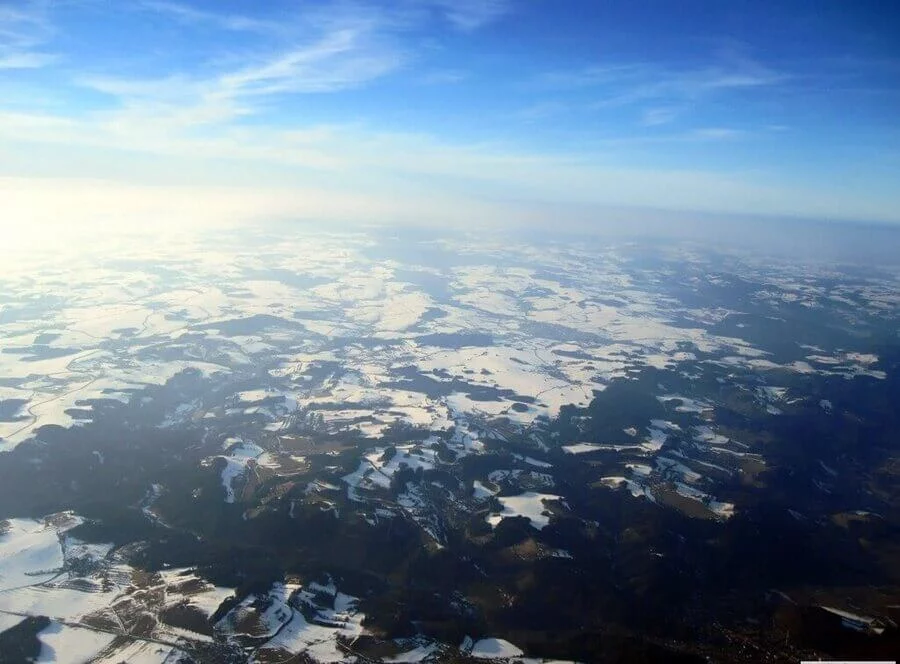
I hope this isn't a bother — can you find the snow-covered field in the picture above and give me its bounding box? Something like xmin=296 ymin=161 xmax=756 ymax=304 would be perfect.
xmin=215 ymin=578 xmax=367 ymax=662
xmin=3 ymin=229 xmax=890 ymax=454
xmin=2 ymin=228 xmax=889 ymax=527
xmin=486 ymin=492 xmax=564 ymax=530
xmin=469 ymin=637 xmax=525 ymax=659
xmin=0 ymin=512 xmax=234 ymax=662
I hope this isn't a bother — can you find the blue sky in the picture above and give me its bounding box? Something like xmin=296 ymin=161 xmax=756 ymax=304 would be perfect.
xmin=1 ymin=0 xmax=899 ymax=230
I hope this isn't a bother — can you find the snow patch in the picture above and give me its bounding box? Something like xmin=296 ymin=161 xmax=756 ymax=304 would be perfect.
xmin=470 ymin=637 xmax=524 ymax=659
xmin=486 ymin=492 xmax=562 ymax=530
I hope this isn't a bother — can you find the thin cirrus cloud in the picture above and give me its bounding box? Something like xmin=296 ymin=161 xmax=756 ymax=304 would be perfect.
xmin=136 ymin=0 xmax=285 ymax=33
xmin=519 ymin=57 xmax=789 ymax=131
xmin=639 ymin=106 xmax=680 ymax=127
xmin=539 ymin=59 xmax=786 ymax=107
xmin=74 ymin=14 xmax=406 ymax=130
xmin=7 ymin=3 xmax=412 ymax=157
xmin=419 ymin=69 xmax=468 ymax=85
xmin=426 ymin=0 xmax=513 ymax=31
xmin=217 ymin=29 xmax=403 ymax=96
xmin=689 ymin=127 xmax=747 ymax=140
xmin=137 ymin=0 xmax=513 ymax=35
xmin=0 ymin=52 xmax=56 ymax=69
xmin=0 ymin=2 xmax=55 ymax=70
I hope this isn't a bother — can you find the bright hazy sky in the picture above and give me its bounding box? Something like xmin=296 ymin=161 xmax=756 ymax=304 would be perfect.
xmin=1 ymin=0 xmax=899 ymax=231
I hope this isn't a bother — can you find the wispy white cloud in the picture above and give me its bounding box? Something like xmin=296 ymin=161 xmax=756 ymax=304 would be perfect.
xmin=528 ymin=55 xmax=786 ymax=131
xmin=419 ymin=68 xmax=468 ymax=85
xmin=0 ymin=51 xmax=55 ymax=69
xmin=639 ymin=106 xmax=679 ymax=127
xmin=588 ymin=127 xmax=749 ymax=147
xmin=516 ymin=100 xmax=570 ymax=122
xmin=136 ymin=0 xmax=284 ymax=33
xmin=0 ymin=4 xmax=47 ymax=36
xmin=689 ymin=127 xmax=747 ymax=140
xmin=218 ymin=28 xmax=402 ymax=96
xmin=538 ymin=57 xmax=786 ymax=108
xmin=424 ymin=0 xmax=512 ymax=31
xmin=73 ymin=9 xmax=405 ymax=133
xmin=0 ymin=1 xmax=55 ymax=70
xmin=534 ymin=64 xmax=644 ymax=90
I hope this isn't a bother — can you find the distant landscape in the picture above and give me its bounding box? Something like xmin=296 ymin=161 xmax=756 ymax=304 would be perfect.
xmin=1 ymin=225 xmax=899 ymax=662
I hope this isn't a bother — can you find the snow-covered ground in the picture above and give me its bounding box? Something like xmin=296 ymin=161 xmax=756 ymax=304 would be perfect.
xmin=562 ymin=443 xmax=605 ymax=455
xmin=342 ymin=442 xmax=440 ymax=500
xmin=0 ymin=512 xmax=235 ymax=661
xmin=3 ymin=229 xmax=890 ymax=455
xmin=486 ymin=492 xmax=564 ymax=530
xmin=216 ymin=579 xmax=367 ymax=662
xmin=1 ymin=229 xmax=897 ymax=662
xmin=36 ymin=622 xmax=116 ymax=664
xmin=469 ymin=637 xmax=524 ymax=659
